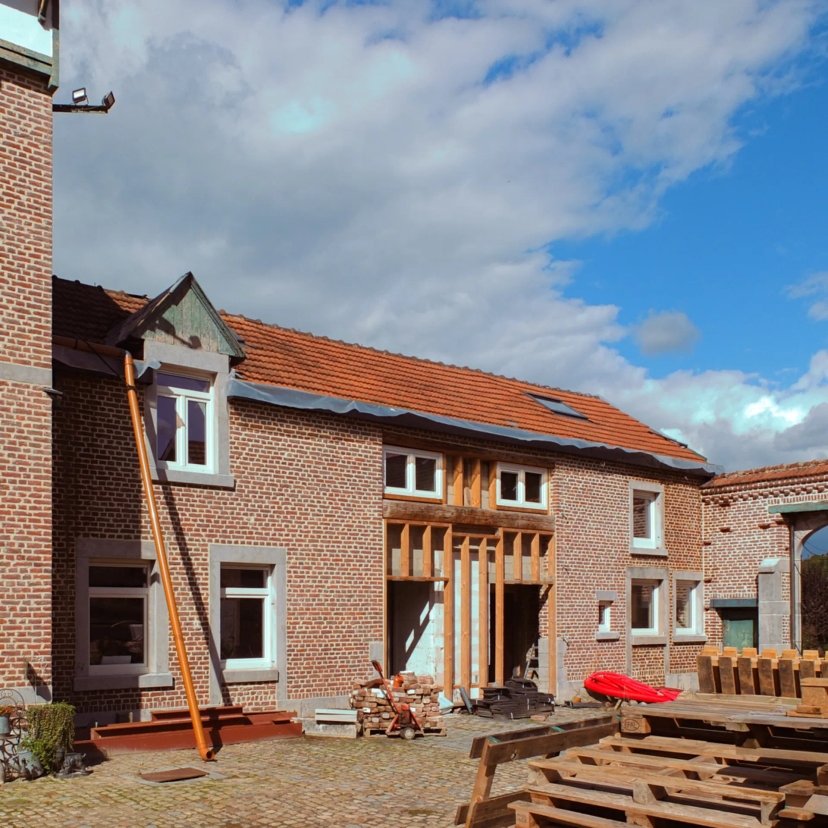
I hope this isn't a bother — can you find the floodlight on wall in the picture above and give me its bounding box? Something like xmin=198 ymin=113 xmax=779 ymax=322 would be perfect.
xmin=53 ymin=89 xmax=117 ymax=114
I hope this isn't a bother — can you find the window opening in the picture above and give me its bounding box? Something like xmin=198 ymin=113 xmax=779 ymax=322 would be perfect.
xmin=631 ymin=579 xmax=660 ymax=635
xmin=675 ymin=580 xmax=697 ymax=632
xmin=496 ymin=463 xmax=547 ymax=510
xmin=220 ymin=566 xmax=272 ymax=669
xmin=383 ymin=446 xmax=443 ymax=499
xmin=156 ymin=371 xmax=213 ymax=472
xmin=631 ymin=487 xmax=662 ymax=550
xmin=528 ymin=394 xmax=588 ymax=420
xmin=598 ymin=601 xmax=612 ymax=633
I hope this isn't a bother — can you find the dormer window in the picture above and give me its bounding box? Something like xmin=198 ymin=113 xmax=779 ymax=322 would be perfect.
xmin=383 ymin=446 xmax=443 ymax=500
xmin=155 ymin=371 xmax=214 ymax=472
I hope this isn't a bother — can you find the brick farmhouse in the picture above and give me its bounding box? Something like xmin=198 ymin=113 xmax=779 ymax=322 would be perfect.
xmin=1 ymin=1 xmax=826 ymax=729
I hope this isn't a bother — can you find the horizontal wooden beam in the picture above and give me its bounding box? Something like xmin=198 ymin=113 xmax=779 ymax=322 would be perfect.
xmin=383 ymin=500 xmax=555 ymax=532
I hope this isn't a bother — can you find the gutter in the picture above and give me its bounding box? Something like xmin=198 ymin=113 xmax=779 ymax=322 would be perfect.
xmin=227 ymin=378 xmax=722 ymax=478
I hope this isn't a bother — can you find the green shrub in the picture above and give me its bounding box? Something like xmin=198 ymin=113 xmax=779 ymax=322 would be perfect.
xmin=22 ymin=702 xmax=76 ymax=772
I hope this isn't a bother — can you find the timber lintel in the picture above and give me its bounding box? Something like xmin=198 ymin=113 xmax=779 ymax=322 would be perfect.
xmin=383 ymin=499 xmax=555 ymax=532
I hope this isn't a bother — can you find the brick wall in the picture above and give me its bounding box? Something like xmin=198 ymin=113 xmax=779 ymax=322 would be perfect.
xmin=0 ymin=63 xmax=53 ymax=696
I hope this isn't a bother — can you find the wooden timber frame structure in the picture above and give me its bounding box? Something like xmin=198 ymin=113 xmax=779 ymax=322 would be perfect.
xmin=383 ymin=451 xmax=556 ymax=694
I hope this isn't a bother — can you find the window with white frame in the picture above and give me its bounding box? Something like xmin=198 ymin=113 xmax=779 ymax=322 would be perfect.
xmin=88 ymin=563 xmax=149 ymax=674
xmin=598 ymin=601 xmax=612 ymax=633
xmin=631 ymin=484 xmax=664 ymax=551
xmin=630 ymin=578 xmax=662 ymax=635
xmin=383 ymin=446 xmax=443 ymax=500
xmin=155 ymin=371 xmax=214 ymax=472
xmin=220 ymin=566 xmax=275 ymax=670
xmin=496 ymin=463 xmax=547 ymax=510
xmin=675 ymin=578 xmax=701 ymax=634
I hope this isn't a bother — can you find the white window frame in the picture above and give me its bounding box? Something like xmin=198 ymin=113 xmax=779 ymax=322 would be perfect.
xmin=496 ymin=462 xmax=548 ymax=511
xmin=630 ymin=578 xmax=662 ymax=636
xmin=88 ymin=561 xmax=150 ymax=676
xmin=155 ymin=369 xmax=215 ymax=474
xmin=598 ymin=601 xmax=612 ymax=633
xmin=672 ymin=571 xmax=706 ymax=643
xmin=630 ymin=481 xmax=665 ymax=555
xmin=220 ymin=565 xmax=275 ymax=672
xmin=383 ymin=446 xmax=443 ymax=500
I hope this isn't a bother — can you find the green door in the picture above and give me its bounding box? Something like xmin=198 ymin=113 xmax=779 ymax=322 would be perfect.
xmin=720 ymin=608 xmax=758 ymax=650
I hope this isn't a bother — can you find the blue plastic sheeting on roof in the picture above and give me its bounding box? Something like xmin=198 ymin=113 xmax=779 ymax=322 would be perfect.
xmin=227 ymin=378 xmax=722 ymax=477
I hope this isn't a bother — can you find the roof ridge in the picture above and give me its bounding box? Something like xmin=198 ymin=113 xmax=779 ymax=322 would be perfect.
xmin=714 ymin=457 xmax=828 ymax=480
xmin=222 ymin=310 xmax=603 ymax=402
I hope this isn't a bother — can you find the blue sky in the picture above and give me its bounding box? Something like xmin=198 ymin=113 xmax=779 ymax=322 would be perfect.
xmin=53 ymin=0 xmax=828 ymax=470
xmin=554 ymin=55 xmax=828 ymax=381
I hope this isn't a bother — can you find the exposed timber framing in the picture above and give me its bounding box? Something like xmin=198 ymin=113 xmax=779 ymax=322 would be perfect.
xmin=383 ymin=499 xmax=555 ymax=532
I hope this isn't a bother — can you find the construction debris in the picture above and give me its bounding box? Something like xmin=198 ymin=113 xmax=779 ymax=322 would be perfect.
xmin=349 ymin=671 xmax=444 ymax=736
xmin=475 ymin=678 xmax=555 ymax=720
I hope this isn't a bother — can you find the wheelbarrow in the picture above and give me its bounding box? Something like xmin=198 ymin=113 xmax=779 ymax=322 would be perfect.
xmin=370 ymin=660 xmax=424 ymax=741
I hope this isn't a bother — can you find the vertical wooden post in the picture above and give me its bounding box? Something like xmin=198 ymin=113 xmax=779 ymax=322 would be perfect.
xmin=531 ymin=533 xmax=540 ymax=582
xmin=461 ymin=536 xmax=471 ymax=692
xmin=547 ymin=535 xmax=557 ymax=697
xmin=513 ymin=532 xmax=523 ymax=582
xmin=443 ymin=529 xmax=454 ymax=693
xmin=423 ymin=524 xmax=433 ymax=578
xmin=471 ymin=458 xmax=482 ymax=508
xmin=453 ymin=456 xmax=464 ymax=506
xmin=400 ymin=523 xmax=411 ymax=578
xmin=488 ymin=462 xmax=498 ymax=510
xmin=478 ymin=538 xmax=489 ymax=688
xmin=495 ymin=535 xmax=505 ymax=685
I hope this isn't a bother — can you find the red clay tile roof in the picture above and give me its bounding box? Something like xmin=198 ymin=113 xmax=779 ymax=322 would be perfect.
xmin=53 ymin=277 xmax=706 ymax=464
xmin=703 ymin=458 xmax=828 ymax=489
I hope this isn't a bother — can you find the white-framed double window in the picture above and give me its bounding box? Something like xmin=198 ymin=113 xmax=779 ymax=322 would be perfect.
xmin=496 ymin=463 xmax=547 ymax=510
xmin=630 ymin=578 xmax=662 ymax=636
xmin=383 ymin=446 xmax=443 ymax=500
xmin=220 ymin=566 xmax=275 ymax=671
xmin=155 ymin=371 xmax=214 ymax=472
xmin=88 ymin=562 xmax=150 ymax=675
xmin=630 ymin=482 xmax=664 ymax=552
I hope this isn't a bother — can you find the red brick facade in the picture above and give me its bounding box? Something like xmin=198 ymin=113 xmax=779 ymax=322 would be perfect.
xmin=0 ymin=62 xmax=53 ymax=700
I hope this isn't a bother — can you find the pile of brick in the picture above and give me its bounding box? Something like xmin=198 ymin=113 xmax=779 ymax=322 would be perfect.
xmin=350 ymin=672 xmax=444 ymax=733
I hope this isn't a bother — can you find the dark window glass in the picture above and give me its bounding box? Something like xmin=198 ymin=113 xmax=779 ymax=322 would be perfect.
xmin=501 ymin=471 xmax=518 ymax=501
xmin=220 ymin=598 xmax=264 ymax=660
xmin=187 ymin=400 xmax=207 ymax=465
xmin=631 ymin=582 xmax=655 ymax=630
xmin=633 ymin=495 xmax=652 ymax=539
xmin=89 ymin=597 xmax=145 ymax=665
xmin=221 ymin=568 xmax=267 ymax=589
xmin=158 ymin=395 xmax=178 ymax=462
xmin=414 ymin=456 xmax=437 ymax=492
xmin=525 ymin=472 xmax=542 ymax=503
xmin=89 ymin=565 xmax=147 ymax=588
xmin=385 ymin=453 xmax=407 ymax=489
xmin=157 ymin=372 xmax=210 ymax=393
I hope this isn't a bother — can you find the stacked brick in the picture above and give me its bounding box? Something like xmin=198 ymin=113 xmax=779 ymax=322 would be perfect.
xmin=350 ymin=673 xmax=444 ymax=732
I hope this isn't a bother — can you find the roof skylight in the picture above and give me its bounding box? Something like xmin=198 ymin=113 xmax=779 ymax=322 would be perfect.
xmin=529 ymin=394 xmax=588 ymax=420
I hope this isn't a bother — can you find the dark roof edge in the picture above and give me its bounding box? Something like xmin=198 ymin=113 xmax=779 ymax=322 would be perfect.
xmin=228 ymin=378 xmax=721 ymax=478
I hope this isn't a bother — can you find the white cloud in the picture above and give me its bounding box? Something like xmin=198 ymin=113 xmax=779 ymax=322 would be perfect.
xmin=51 ymin=0 xmax=827 ymax=471
xmin=785 ymin=271 xmax=828 ymax=319
xmin=634 ymin=311 xmax=700 ymax=355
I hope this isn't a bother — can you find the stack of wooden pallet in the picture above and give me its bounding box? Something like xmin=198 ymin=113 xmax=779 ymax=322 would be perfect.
xmin=475 ymin=679 xmax=555 ymax=720
xmin=349 ymin=673 xmax=445 ymax=736
xmin=698 ymin=646 xmax=827 ymax=699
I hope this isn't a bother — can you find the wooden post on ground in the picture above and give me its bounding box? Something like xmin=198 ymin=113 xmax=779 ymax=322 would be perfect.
xmin=478 ymin=538 xmax=488 ymax=689
xmin=495 ymin=535 xmax=505 ymax=685
xmin=444 ymin=529 xmax=454 ymax=696
xmin=461 ymin=536 xmax=471 ymax=693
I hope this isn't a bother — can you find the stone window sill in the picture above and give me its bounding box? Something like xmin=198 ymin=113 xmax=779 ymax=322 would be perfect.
xmin=630 ymin=634 xmax=667 ymax=647
xmin=222 ymin=667 xmax=280 ymax=684
xmin=74 ymin=672 xmax=174 ymax=692
xmin=595 ymin=631 xmax=620 ymax=641
xmin=673 ymin=633 xmax=708 ymax=645
xmin=152 ymin=468 xmax=235 ymax=489
xmin=630 ymin=546 xmax=668 ymax=558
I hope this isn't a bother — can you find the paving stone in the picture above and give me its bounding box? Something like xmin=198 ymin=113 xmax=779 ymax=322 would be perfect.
xmin=0 ymin=709 xmax=606 ymax=827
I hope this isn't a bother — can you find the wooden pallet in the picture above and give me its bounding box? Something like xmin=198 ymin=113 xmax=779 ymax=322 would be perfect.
xmin=699 ymin=647 xmax=827 ymax=699
xmin=509 ymin=731 xmax=828 ymax=827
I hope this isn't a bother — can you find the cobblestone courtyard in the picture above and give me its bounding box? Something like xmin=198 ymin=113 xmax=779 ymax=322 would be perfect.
xmin=0 ymin=710 xmax=603 ymax=828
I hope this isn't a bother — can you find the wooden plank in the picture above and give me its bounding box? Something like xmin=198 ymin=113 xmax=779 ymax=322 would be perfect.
xmin=463 ymin=737 xmax=497 ymax=828
xmin=471 ymin=458 xmax=482 ymax=509
xmin=719 ymin=656 xmax=738 ymax=695
xmin=698 ymin=655 xmax=717 ymax=695
xmin=800 ymin=660 xmax=817 ymax=681
xmin=483 ymin=720 xmax=618 ymax=765
xmin=509 ymin=802 xmax=631 ymax=828
xmin=400 ymin=523 xmax=411 ymax=578
xmin=525 ymin=780 xmax=764 ymax=828
xmin=423 ymin=525 xmax=433 ymax=578
xmin=758 ymin=657 xmax=778 ymax=697
xmin=530 ymin=533 xmax=540 ymax=582
xmin=453 ymin=456 xmax=464 ymax=506
xmin=444 ymin=528 xmax=454 ymax=692
xmin=461 ymin=536 xmax=471 ymax=692
xmin=547 ymin=535 xmax=556 ymax=696
xmin=738 ymin=656 xmax=757 ymax=695
xmin=478 ymin=538 xmax=488 ymax=690
xmin=513 ymin=532 xmax=522 ymax=583
xmin=487 ymin=462 xmax=498 ymax=512
xmin=455 ymin=791 xmax=530 ymax=826
xmin=495 ymin=536 xmax=504 ymax=685
xmin=822 ymin=661 xmax=828 ymax=681
xmin=383 ymin=499 xmax=556 ymax=532
xmin=779 ymin=658 xmax=798 ymax=699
